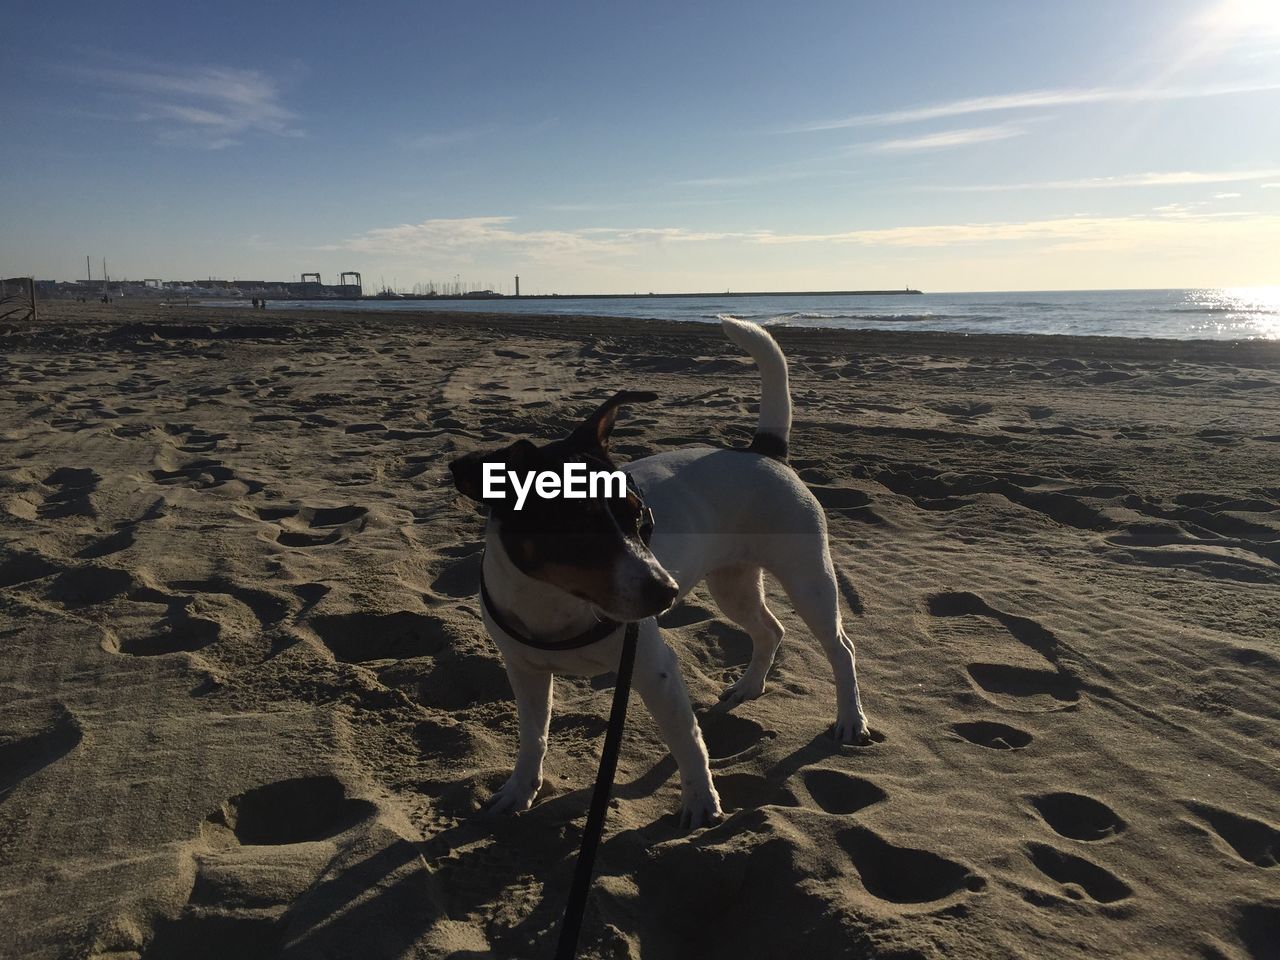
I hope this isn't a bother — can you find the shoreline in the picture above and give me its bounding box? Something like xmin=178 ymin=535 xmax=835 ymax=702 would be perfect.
xmin=364 ymin=287 xmax=925 ymax=300
xmin=10 ymin=300 xmax=1280 ymax=366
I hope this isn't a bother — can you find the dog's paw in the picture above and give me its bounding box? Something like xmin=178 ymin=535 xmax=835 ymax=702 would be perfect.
xmin=484 ymin=774 xmax=540 ymax=815
xmin=833 ymin=713 xmax=872 ymax=746
xmin=679 ymin=785 xmax=723 ymax=831
xmin=718 ymin=673 xmax=766 ymax=706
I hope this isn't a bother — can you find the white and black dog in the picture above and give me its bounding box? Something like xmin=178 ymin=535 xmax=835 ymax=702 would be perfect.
xmin=449 ymin=317 xmax=869 ymax=829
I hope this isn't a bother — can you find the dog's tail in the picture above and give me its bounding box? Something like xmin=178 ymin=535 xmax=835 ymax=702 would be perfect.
xmin=719 ymin=315 xmax=791 ymax=461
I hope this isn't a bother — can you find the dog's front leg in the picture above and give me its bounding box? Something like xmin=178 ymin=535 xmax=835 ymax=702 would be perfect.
xmin=487 ymin=660 xmax=553 ymax=814
xmin=632 ymin=621 xmax=722 ymax=829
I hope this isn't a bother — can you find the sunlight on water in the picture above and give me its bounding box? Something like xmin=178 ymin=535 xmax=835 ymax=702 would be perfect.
xmin=1181 ymin=287 xmax=1280 ymax=340
xmin=207 ymin=289 xmax=1280 ymax=340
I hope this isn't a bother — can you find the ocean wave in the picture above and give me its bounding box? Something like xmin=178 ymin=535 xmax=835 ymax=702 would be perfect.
xmin=1167 ymin=306 xmax=1280 ymax=316
xmin=763 ymin=311 xmax=1001 ymax=325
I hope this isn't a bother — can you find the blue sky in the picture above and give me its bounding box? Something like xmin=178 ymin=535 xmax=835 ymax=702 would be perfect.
xmin=3 ymin=0 xmax=1279 ymax=292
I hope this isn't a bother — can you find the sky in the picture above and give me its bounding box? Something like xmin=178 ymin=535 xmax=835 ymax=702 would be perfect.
xmin=2 ymin=0 xmax=1279 ymax=294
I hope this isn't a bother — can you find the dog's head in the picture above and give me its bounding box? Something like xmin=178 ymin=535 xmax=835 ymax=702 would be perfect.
xmin=448 ymin=390 xmax=679 ymax=621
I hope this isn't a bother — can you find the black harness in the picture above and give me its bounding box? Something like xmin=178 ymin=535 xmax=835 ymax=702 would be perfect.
xmin=478 ymin=463 xmax=653 ymax=651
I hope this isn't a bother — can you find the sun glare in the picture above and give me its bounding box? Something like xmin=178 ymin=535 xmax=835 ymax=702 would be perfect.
xmin=1205 ymin=0 xmax=1280 ymax=35
xmin=1184 ymin=286 xmax=1280 ymax=339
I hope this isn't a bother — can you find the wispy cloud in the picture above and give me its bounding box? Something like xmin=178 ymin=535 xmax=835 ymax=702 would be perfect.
xmin=931 ymin=169 xmax=1280 ymax=192
xmin=1213 ymin=192 xmax=1244 ymax=199
xmin=1263 ymin=182 xmax=1280 ymax=189
xmin=796 ymin=80 xmax=1280 ymax=132
xmin=329 ymin=211 xmax=1280 ymax=263
xmin=64 ymin=62 xmax=302 ymax=148
xmin=1153 ymin=201 xmax=1208 ymax=217
xmin=868 ymin=124 xmax=1025 ymax=153
xmin=748 ymin=212 xmax=1276 ymax=250
xmin=326 ymin=216 xmax=742 ymax=266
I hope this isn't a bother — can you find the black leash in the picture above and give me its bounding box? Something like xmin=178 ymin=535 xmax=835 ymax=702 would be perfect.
xmin=473 ymin=457 xmax=654 ymax=957
xmin=553 ymin=619 xmax=640 ymax=960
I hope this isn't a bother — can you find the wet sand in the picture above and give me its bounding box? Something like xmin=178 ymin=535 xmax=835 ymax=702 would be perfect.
xmin=2 ymin=301 xmax=1278 ymax=959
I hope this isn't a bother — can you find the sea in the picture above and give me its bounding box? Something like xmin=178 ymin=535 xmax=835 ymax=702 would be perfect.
xmin=212 ymin=288 xmax=1280 ymax=341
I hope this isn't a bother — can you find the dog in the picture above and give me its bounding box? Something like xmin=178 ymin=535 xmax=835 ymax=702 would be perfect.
xmin=448 ymin=317 xmax=870 ymax=828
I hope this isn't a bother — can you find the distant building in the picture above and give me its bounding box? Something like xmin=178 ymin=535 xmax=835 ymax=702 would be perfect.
xmin=37 ymin=276 xmax=363 ymax=299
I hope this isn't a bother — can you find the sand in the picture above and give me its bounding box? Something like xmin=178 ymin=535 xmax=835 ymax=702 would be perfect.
xmin=1 ymin=300 xmax=1278 ymax=960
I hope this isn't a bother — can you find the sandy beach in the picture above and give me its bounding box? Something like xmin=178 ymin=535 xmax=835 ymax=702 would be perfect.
xmin=2 ymin=300 xmax=1278 ymax=959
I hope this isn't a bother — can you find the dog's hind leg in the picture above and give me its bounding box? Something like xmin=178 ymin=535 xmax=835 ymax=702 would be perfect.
xmin=767 ymin=539 xmax=870 ymax=745
xmin=706 ymin=565 xmax=785 ymax=705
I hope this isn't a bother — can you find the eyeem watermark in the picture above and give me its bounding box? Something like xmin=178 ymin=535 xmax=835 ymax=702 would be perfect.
xmin=482 ymin=462 xmax=627 ymax=511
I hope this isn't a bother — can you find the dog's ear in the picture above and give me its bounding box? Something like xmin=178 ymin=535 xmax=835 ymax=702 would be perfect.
xmin=448 ymin=439 xmax=538 ymax=503
xmin=570 ymin=390 xmax=658 ymax=452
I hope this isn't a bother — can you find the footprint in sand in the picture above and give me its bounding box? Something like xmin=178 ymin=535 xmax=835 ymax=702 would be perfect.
xmin=38 ymin=467 xmax=100 ymax=519
xmin=163 ymin=422 xmax=231 ymax=454
xmin=260 ymin=504 xmax=368 ymax=547
xmin=203 ymin=776 xmax=376 ymax=846
xmin=0 ymin=700 xmax=83 ymax=804
xmin=800 ymin=769 xmax=886 ymax=815
xmin=310 ymin=610 xmax=450 ymax=663
xmin=429 ymin=543 xmax=483 ymax=597
xmin=698 ymin=712 xmax=777 ymax=762
xmin=1030 ymin=793 xmax=1126 ymax=842
xmin=839 ymin=827 xmax=985 ymax=904
xmin=926 ymin=591 xmax=1082 ymax=713
xmin=343 ymin=421 xmax=387 ymax=435
xmin=631 ymin=816 xmax=943 ymax=958
xmin=1184 ymin=801 xmax=1279 ymax=868
xmin=713 ymin=772 xmax=801 ymax=811
xmin=104 ymin=615 xmax=220 ymax=658
xmin=101 ymin=588 xmax=223 ymax=658
xmin=396 ymin=653 xmax=509 ymax=711
xmin=931 ymin=399 xmax=994 ymax=419
xmin=75 ymin=527 xmax=136 ymax=559
xmin=169 ymin=579 xmax=291 ymax=634
xmin=1025 ymin=842 xmax=1131 ymax=903
xmin=50 ymin=566 xmax=136 ymax=607
xmin=143 ymin=777 xmax=376 ymax=958
xmin=951 ymin=720 xmax=1033 ymax=750
xmin=311 ymin=611 xmax=506 ymax=710
xmin=964 ymin=664 xmax=1081 ymax=713
xmin=151 ymin=459 xmax=263 ymax=496
xmin=1234 ymin=902 xmax=1280 ymax=960
xmin=0 ymin=551 xmax=61 ymax=588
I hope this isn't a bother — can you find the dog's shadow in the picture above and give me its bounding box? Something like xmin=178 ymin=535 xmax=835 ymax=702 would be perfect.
xmin=390 ymin=709 xmax=877 ymax=957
